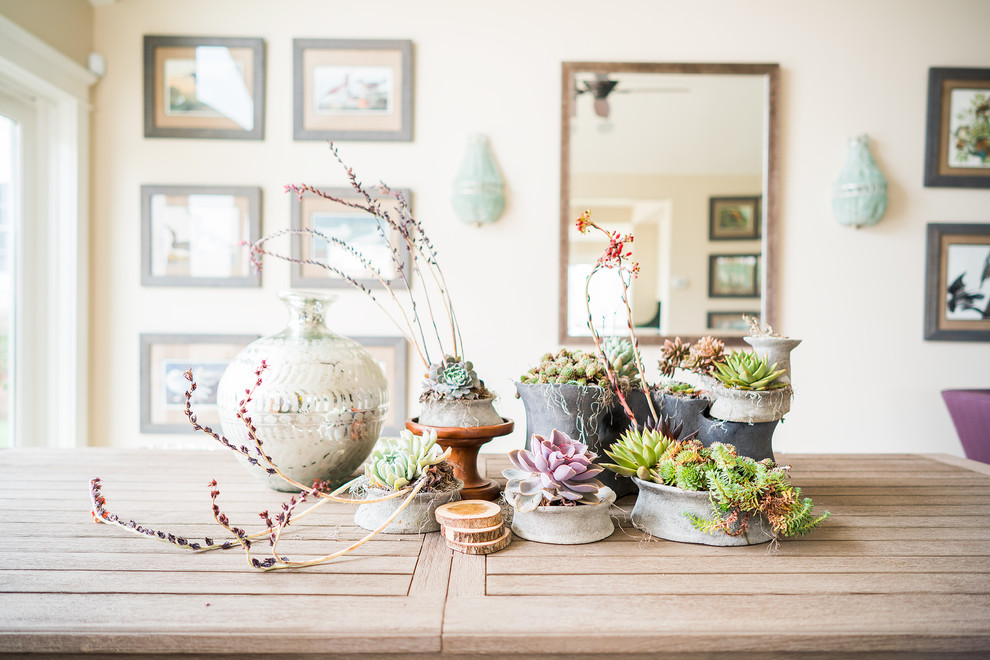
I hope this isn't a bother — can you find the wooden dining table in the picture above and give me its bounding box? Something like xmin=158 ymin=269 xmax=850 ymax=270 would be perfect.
xmin=2 ymin=447 xmax=989 ymax=658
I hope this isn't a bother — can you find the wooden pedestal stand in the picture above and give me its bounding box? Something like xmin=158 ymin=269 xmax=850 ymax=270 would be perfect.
xmin=406 ymin=417 xmax=514 ymax=501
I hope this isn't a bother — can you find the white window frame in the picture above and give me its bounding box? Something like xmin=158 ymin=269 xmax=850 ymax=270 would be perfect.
xmin=0 ymin=16 xmax=97 ymax=447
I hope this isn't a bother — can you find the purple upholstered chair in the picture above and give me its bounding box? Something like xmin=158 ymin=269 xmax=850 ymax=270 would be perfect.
xmin=942 ymin=390 xmax=990 ymax=464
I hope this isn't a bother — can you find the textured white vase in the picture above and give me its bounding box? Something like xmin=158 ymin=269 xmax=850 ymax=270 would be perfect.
xmin=216 ymin=291 xmax=388 ymax=492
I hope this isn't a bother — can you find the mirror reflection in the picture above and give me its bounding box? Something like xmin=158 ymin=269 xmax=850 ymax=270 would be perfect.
xmin=560 ymin=63 xmax=778 ymax=345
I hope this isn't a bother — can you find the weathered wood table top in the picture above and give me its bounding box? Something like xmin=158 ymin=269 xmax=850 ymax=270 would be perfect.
xmin=2 ymin=448 xmax=989 ymax=658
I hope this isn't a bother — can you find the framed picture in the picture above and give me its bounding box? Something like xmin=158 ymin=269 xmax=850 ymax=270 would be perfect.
xmin=924 ymin=67 xmax=990 ymax=188
xmin=924 ymin=223 xmax=990 ymax=341
xmin=141 ymin=185 xmax=261 ymax=287
xmin=707 ymin=311 xmax=759 ymax=331
xmin=290 ymin=187 xmax=412 ymax=289
xmin=144 ymin=36 xmax=265 ymax=140
xmin=140 ymin=334 xmax=257 ymax=433
xmin=355 ymin=336 xmax=408 ymax=436
xmin=293 ymin=38 xmax=413 ymax=141
xmin=709 ymin=254 xmax=761 ymax=298
xmin=709 ymin=196 xmax=761 ymax=240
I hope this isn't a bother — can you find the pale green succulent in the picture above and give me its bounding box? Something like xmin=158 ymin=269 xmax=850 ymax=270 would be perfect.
xmin=603 ymin=336 xmax=641 ymax=385
xmin=601 ymin=416 xmax=694 ymax=482
xmin=423 ymin=356 xmax=482 ymax=399
xmin=365 ymin=429 xmax=451 ymax=490
xmin=712 ymin=351 xmax=787 ymax=391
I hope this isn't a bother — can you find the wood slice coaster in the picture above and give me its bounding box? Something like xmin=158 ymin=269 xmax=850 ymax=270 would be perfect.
xmin=442 ymin=522 xmax=505 ymax=544
xmin=434 ymin=499 xmax=503 ymax=530
xmin=444 ymin=525 xmax=512 ymax=555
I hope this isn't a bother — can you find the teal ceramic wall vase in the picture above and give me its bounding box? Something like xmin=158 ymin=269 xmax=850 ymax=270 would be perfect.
xmin=452 ymin=134 xmax=505 ymax=225
xmin=833 ymin=134 xmax=888 ymax=228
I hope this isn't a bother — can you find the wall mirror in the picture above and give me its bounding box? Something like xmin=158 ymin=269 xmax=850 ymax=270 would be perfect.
xmin=560 ymin=62 xmax=779 ymax=346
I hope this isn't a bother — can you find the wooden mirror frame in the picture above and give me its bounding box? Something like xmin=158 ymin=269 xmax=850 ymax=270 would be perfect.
xmin=559 ymin=62 xmax=779 ymax=346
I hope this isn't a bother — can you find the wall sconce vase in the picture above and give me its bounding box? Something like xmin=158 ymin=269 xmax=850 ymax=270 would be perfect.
xmin=452 ymin=134 xmax=505 ymax=225
xmin=832 ymin=134 xmax=887 ymax=228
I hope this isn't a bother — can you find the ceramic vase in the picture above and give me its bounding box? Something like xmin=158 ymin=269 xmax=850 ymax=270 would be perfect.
xmin=743 ymin=336 xmax=802 ymax=386
xmin=832 ymin=134 xmax=887 ymax=228
xmin=216 ymin=291 xmax=388 ymax=492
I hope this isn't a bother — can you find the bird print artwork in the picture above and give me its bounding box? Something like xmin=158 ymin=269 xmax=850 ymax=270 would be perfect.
xmin=945 ymin=247 xmax=990 ymax=320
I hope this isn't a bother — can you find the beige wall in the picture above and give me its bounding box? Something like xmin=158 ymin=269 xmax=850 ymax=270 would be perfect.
xmin=89 ymin=0 xmax=990 ymax=455
xmin=0 ymin=0 xmax=93 ymax=67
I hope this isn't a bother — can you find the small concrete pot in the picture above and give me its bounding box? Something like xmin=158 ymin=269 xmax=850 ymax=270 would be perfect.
xmin=630 ymin=477 xmax=772 ymax=546
xmin=354 ymin=483 xmax=462 ymax=534
xmin=418 ymin=397 xmax=502 ymax=427
xmin=510 ymin=487 xmax=616 ymax=544
xmin=707 ymin=383 xmax=792 ymax=424
xmin=743 ymin=336 xmax=802 ymax=386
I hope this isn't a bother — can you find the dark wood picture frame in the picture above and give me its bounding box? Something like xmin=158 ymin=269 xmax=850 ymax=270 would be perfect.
xmin=924 ymin=67 xmax=990 ymax=188
xmin=289 ymin=187 xmax=412 ymax=289
xmin=709 ymin=254 xmax=761 ymax=298
xmin=924 ymin=223 xmax=990 ymax=341
xmin=354 ymin=336 xmax=408 ymax=436
xmin=140 ymin=185 xmax=261 ymax=287
xmin=143 ymin=35 xmax=265 ymax=140
xmin=293 ymin=39 xmax=414 ymax=141
xmin=139 ymin=333 xmax=258 ymax=433
xmin=709 ymin=196 xmax=761 ymax=241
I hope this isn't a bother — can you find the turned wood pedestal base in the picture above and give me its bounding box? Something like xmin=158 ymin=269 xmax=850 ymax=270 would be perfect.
xmin=406 ymin=417 xmax=514 ymax=501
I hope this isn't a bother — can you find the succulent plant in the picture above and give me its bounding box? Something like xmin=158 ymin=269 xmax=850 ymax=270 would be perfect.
xmin=685 ymin=336 xmax=725 ymax=376
xmin=502 ymin=429 xmax=605 ymax=512
xmin=603 ymin=336 xmax=641 ymax=385
xmin=601 ymin=415 xmax=697 ymax=481
xmin=712 ymin=350 xmax=787 ymax=391
xmin=659 ymin=380 xmax=700 ymax=397
xmin=657 ymin=337 xmax=689 ymax=376
xmin=422 ymin=356 xmax=483 ymax=399
xmin=365 ymin=429 xmax=451 ymax=490
xmin=518 ymin=348 xmax=610 ymax=388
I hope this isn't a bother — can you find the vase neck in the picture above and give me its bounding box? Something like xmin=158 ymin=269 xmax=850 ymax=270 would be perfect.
xmin=279 ymin=291 xmax=337 ymax=338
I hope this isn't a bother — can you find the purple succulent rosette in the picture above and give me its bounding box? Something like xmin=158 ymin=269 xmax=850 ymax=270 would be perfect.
xmin=502 ymin=429 xmax=605 ymax=512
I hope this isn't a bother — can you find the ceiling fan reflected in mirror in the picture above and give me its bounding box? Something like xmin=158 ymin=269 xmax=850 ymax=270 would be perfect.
xmin=575 ymin=73 xmax=690 ymax=118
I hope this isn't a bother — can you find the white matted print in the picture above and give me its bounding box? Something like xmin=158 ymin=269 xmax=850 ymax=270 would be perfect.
xmin=291 ymin=187 xmax=411 ymax=289
xmin=140 ymin=334 xmax=258 ymax=433
xmin=141 ymin=185 xmax=260 ymax=287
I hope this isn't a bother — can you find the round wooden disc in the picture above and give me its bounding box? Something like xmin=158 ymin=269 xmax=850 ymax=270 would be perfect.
xmin=445 ymin=526 xmax=512 ymax=555
xmin=434 ymin=499 xmax=503 ymax=530
xmin=443 ymin=522 xmax=505 ymax=544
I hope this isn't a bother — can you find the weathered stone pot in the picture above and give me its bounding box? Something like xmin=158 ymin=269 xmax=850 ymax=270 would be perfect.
xmin=510 ymin=487 xmax=616 ymax=544
xmin=655 ymin=390 xmax=711 ymax=440
xmin=743 ymin=336 xmax=802 ymax=386
xmin=354 ymin=482 xmax=462 ymax=534
xmin=697 ymin=413 xmax=777 ymax=462
xmin=514 ymin=382 xmax=636 ymax=497
xmin=708 ymin=384 xmax=792 ymax=424
xmin=418 ymin=396 xmax=502 ymax=427
xmin=630 ymin=477 xmax=772 ymax=546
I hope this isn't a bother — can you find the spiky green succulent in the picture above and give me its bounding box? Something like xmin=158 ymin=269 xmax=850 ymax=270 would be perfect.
xmin=712 ymin=350 xmax=787 ymax=390
xmin=601 ymin=416 xmax=696 ymax=481
xmin=603 ymin=336 xmax=641 ymax=385
xmin=365 ymin=429 xmax=451 ymax=490
xmin=423 ymin=356 xmax=482 ymax=399
xmin=518 ymin=348 xmax=609 ymax=388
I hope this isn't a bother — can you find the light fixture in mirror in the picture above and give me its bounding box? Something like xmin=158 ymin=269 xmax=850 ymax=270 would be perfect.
xmin=560 ymin=62 xmax=778 ymax=346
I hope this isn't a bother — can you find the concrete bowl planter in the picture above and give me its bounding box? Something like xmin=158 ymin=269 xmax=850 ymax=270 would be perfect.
xmin=510 ymin=487 xmax=616 ymax=544
xmin=354 ymin=482 xmax=462 ymax=534
xmin=707 ymin=383 xmax=792 ymax=424
xmin=630 ymin=477 xmax=772 ymax=546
